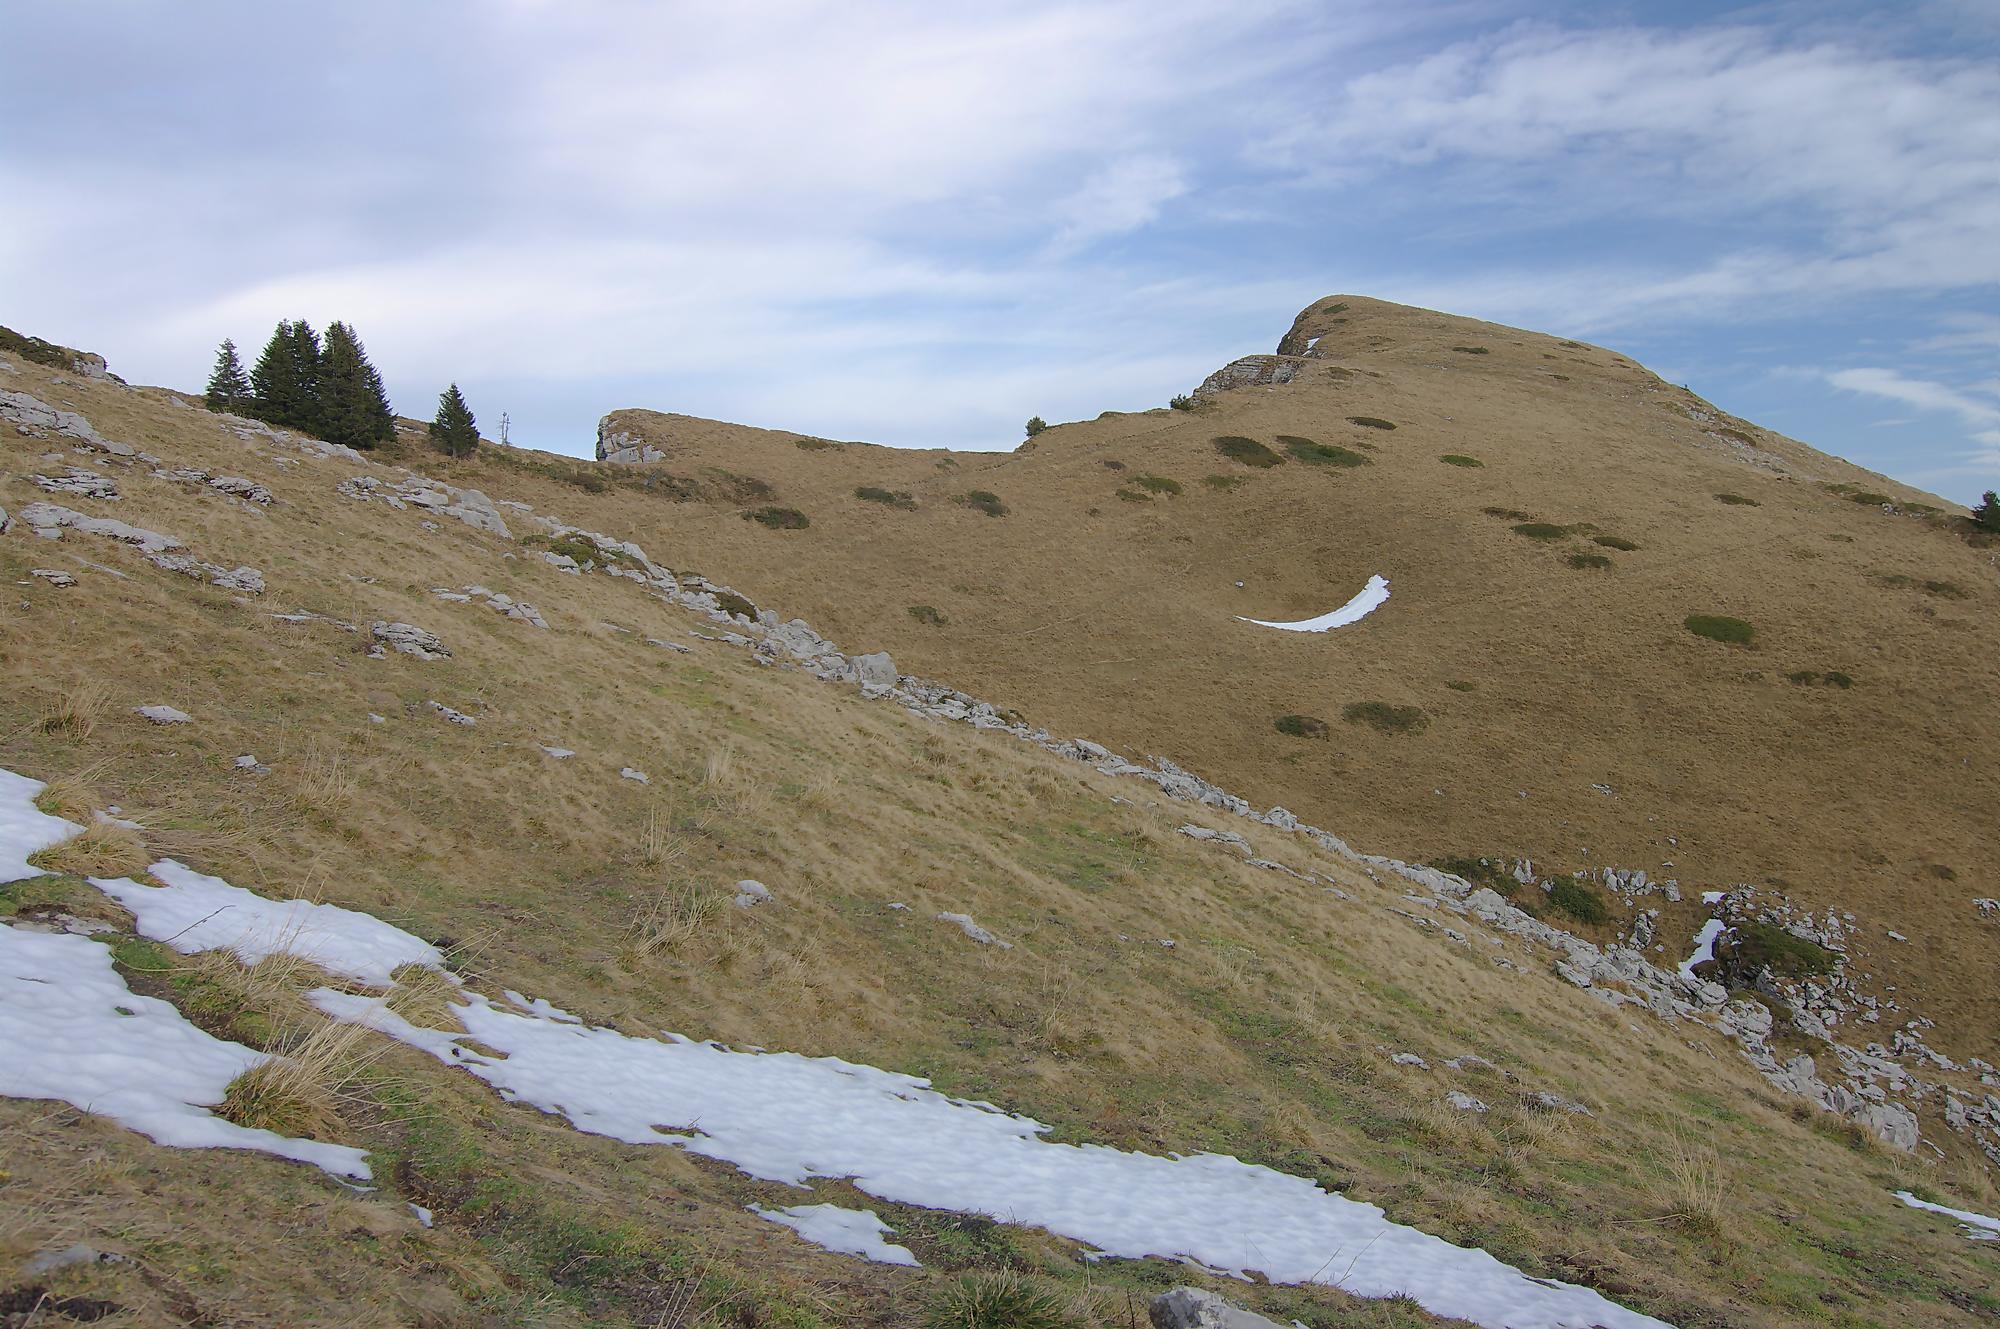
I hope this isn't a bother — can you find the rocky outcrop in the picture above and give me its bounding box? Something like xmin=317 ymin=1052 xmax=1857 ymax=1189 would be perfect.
xmin=371 ymin=622 xmax=451 ymax=661
xmin=596 ymin=416 xmax=663 ymax=464
xmin=1149 ymin=1288 xmax=1287 ymax=1329
xmin=1193 ymin=355 xmax=1311 ymax=399
xmin=1 ymin=391 xmax=136 ymax=456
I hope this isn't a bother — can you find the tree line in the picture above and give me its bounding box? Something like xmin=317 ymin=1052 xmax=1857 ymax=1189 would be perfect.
xmin=205 ymin=320 xmax=480 ymax=457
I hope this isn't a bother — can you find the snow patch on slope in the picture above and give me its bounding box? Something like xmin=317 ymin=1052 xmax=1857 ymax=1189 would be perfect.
xmin=751 ymin=1203 xmax=920 ymax=1266
xmin=1239 ymin=575 xmax=1390 ymax=633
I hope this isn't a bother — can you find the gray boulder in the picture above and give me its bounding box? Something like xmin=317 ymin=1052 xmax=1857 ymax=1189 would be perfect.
xmin=847 ymin=651 xmax=897 ymax=684
xmin=136 ymin=704 xmax=192 ymax=725
xmin=371 ymin=621 xmax=451 ymax=660
xmin=1149 ymin=1287 xmax=1288 ymax=1329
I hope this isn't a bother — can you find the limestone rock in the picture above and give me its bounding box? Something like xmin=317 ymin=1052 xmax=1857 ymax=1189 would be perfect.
xmin=1149 ymin=1287 xmax=1288 ymax=1329
xmin=33 ymin=468 xmax=119 ymax=500
xmin=427 ymin=701 xmax=476 ymax=726
xmin=371 ymin=622 xmax=451 ymax=660
xmin=619 ymin=767 xmax=649 ymax=784
xmin=17 ymin=501 xmax=180 ymax=554
xmin=734 ymin=879 xmax=773 ymax=908
xmin=1446 ymin=1091 xmax=1489 ymax=1113
xmin=136 ymin=704 xmax=191 ymax=725
xmin=29 ymin=568 xmax=75 ymax=587
xmin=1193 ymin=354 xmax=1311 ymax=399
xmin=540 ymin=745 xmax=575 ymax=760
xmin=846 ymin=651 xmax=897 ymax=684
xmin=0 ymin=390 xmax=134 ymax=455
xmin=937 ymin=912 xmax=1010 ymax=948
xmin=596 ymin=416 xmax=665 ymax=464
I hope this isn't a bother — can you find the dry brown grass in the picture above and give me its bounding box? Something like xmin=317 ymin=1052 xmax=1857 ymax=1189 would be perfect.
xmin=288 ymin=741 xmax=355 ymax=816
xmin=37 ymin=676 xmax=110 ymax=741
xmin=1653 ymin=1132 xmax=1728 ymax=1239
xmin=384 ymin=961 xmax=467 ymax=1030
xmin=219 ymin=1018 xmax=381 ymax=1140
xmin=627 ymin=880 xmax=725 ymax=962
xmin=30 ymin=765 xmax=105 ymax=823
xmin=25 ymin=819 xmax=148 ymax=878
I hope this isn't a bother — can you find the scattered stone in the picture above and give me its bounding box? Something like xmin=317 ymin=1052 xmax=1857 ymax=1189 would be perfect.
xmin=136 ymin=704 xmax=191 ymax=725
xmin=1177 ymin=824 xmax=1251 ymax=853
xmin=1526 ymin=1091 xmax=1593 ymax=1116
xmin=1391 ymin=1052 xmax=1429 ymax=1069
xmin=1446 ymin=1091 xmax=1489 ymax=1113
xmin=937 ymin=912 xmax=1010 ymax=948
xmin=540 ymin=745 xmax=575 ymax=760
xmin=367 ymin=713 xmax=387 ymax=724
xmin=371 ymin=621 xmax=450 ymax=660
xmin=28 ymin=568 xmax=76 ymax=587
xmin=232 ymin=754 xmax=270 ymax=774
xmin=33 ymin=467 xmax=119 ymax=500
xmin=24 ymin=1243 xmax=127 ymax=1276
xmin=1148 ymin=1286 xmax=1289 ymax=1329
xmin=16 ymin=501 xmax=180 ymax=553
xmin=619 ymin=767 xmax=649 ymax=784
xmin=428 ymin=701 xmax=476 ymax=726
xmin=1974 ymin=899 xmax=1997 ymax=919
xmin=0 ymin=390 xmax=135 ymax=455
xmin=1444 ymin=1054 xmax=1500 ymax=1075
xmin=646 ymin=637 xmax=691 ymax=653
xmin=734 ymin=879 xmax=773 ymax=908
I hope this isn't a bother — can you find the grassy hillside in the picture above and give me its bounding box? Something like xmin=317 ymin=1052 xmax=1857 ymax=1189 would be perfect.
xmin=0 ymin=312 xmax=1995 ymax=1328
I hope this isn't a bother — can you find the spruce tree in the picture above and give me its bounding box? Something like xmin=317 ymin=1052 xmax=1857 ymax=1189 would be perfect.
xmin=317 ymin=322 xmax=395 ymax=449
xmin=1973 ymin=491 xmax=2000 ymax=533
xmin=203 ymin=338 xmax=252 ymax=414
xmin=249 ymin=318 xmax=322 ymax=431
xmin=430 ymin=383 xmax=479 ymax=458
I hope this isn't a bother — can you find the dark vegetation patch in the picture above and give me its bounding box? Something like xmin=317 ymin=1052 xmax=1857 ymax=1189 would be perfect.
xmin=1100 ymin=459 xmax=1126 ymax=471
xmin=1483 ymin=506 xmax=1538 ymax=522
xmin=1878 ymin=574 xmax=1968 ymax=599
xmin=1342 ymin=702 xmax=1428 ymax=735
xmin=1347 ymin=416 xmax=1397 ymax=430
xmin=1684 ymin=614 xmax=1755 ymax=646
xmin=1786 ymin=670 xmax=1854 ymax=689
xmin=1432 ymin=856 xmax=1518 ymax=897
xmin=1202 ymin=474 xmax=1246 ymax=491
xmin=1592 ymin=534 xmax=1640 ymax=551
xmin=957 ymin=491 xmax=1008 ymax=517
xmin=1281 ymin=436 xmax=1367 ymax=467
xmin=1722 ymin=922 xmax=1839 ymax=981
xmin=1444 ymin=680 xmax=1475 ymax=692
xmin=855 ymin=486 xmax=917 ymax=510
xmin=1132 ymin=474 xmax=1183 ymax=494
xmin=1115 ymin=487 xmax=1152 ymax=503
xmin=488 ymin=448 xmax=691 ymax=498
xmin=522 ymin=532 xmax=632 ymax=567
xmin=712 ymin=590 xmax=758 ymax=619
xmin=1544 ymin=879 xmax=1609 ymax=926
xmin=1169 ymin=393 xmax=1196 ymax=411
xmin=0 ymin=324 xmax=87 ymax=370
xmin=1714 ymin=492 xmax=1761 ymax=507
xmin=1213 ymin=436 xmax=1285 ymax=468
xmin=1512 ymin=522 xmax=1571 ymax=541
xmin=793 ymin=437 xmax=841 ymax=451
xmin=1565 ymin=553 xmax=1613 ymax=570
xmin=908 ymin=605 xmax=947 ymax=626
xmin=1274 ymin=714 xmax=1329 ymax=739
xmin=742 ymin=505 xmax=809 ymax=529
xmin=1451 ymin=345 xmax=1490 ymax=355
xmin=1439 ymin=454 xmax=1483 ymax=468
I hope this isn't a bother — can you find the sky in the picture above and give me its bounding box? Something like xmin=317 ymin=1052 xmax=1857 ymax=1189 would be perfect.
xmin=2 ymin=1 xmax=1996 ymax=503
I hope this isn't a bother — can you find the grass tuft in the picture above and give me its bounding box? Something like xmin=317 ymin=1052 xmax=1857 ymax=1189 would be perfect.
xmin=220 ymin=1018 xmax=380 ymax=1140
xmin=742 ymin=506 xmax=810 ymax=529
xmin=39 ymin=678 xmax=111 ymax=741
xmin=27 ymin=820 xmax=148 ymax=879
xmin=908 ymin=604 xmax=948 ymax=626
xmin=628 ymin=881 xmax=724 ymax=961
xmin=1202 ymin=474 xmax=1245 ymax=491
xmin=1281 ymin=437 xmax=1367 ymax=467
xmin=923 ymin=1272 xmax=1077 ymax=1329
xmin=1592 ymin=534 xmax=1639 ymax=551
xmin=1132 ymin=474 xmax=1182 ymax=495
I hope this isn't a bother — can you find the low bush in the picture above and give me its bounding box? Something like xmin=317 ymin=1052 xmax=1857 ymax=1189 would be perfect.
xmin=1202 ymin=474 xmax=1246 ymax=491
xmin=1169 ymin=393 xmax=1195 ymax=411
xmin=1727 ymin=921 xmax=1838 ymax=979
xmin=1342 ymin=701 xmax=1428 ymax=735
xmin=923 ymin=1272 xmax=1076 ymax=1329
xmin=1214 ymin=436 xmax=1284 ymax=467
xmin=1100 ymin=459 xmax=1126 ymax=471
xmin=1024 ymin=416 xmax=1047 ymax=437
xmin=1484 ymin=506 xmax=1537 ymax=521
xmin=1274 ymin=714 xmax=1328 ymax=739
xmin=794 ymin=437 xmax=841 ymax=451
xmin=1972 ymin=490 xmax=2000 ymax=532
xmin=957 ymin=491 xmax=1008 ymax=517
xmin=1133 ymin=474 xmax=1183 ymax=494
xmin=1440 ymin=454 xmax=1483 ymax=468
xmin=1684 ymin=614 xmax=1755 ymax=646
xmin=1281 ymin=436 xmax=1367 ymax=467
xmin=1451 ymin=345 xmax=1490 ymax=355
xmin=1512 ymin=522 xmax=1570 ymax=541
xmin=1593 ymin=534 xmax=1639 ymax=551
xmin=1566 ymin=552 xmax=1613 ymax=570
xmin=742 ymin=506 xmax=809 ymax=529
xmin=1432 ymin=856 xmax=1517 ymax=896
xmin=1715 ymin=492 xmax=1761 ymax=507
xmin=1545 ymin=878 xmax=1609 ymax=925
xmin=1444 ymin=680 xmax=1475 ymax=692
xmin=1347 ymin=416 xmax=1397 ymax=430
xmin=1786 ymin=670 xmax=1854 ymax=689
xmin=855 ymin=486 xmax=916 ymax=509
xmin=908 ymin=605 xmax=947 ymax=626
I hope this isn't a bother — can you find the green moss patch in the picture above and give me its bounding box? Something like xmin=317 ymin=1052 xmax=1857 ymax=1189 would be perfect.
xmin=1684 ymin=614 xmax=1755 ymax=645
xmin=1213 ymin=436 xmax=1285 ymax=468
xmin=742 ymin=506 xmax=809 ymax=529
xmin=855 ymin=486 xmax=917 ymax=509
xmin=1512 ymin=522 xmax=1571 ymax=541
xmin=1592 ymin=534 xmax=1639 ymax=551
xmin=957 ymin=490 xmax=1008 ymax=517
xmin=1132 ymin=474 xmax=1183 ymax=494
xmin=1347 ymin=416 xmax=1397 ymax=431
xmin=1274 ymin=714 xmax=1328 ymax=739
xmin=1566 ymin=553 xmax=1613 ymax=570
xmin=1715 ymin=492 xmax=1761 ymax=507
xmin=1439 ymin=454 xmax=1483 ymax=468
xmin=1281 ymin=437 xmax=1367 ymax=467
xmin=1342 ymin=702 xmax=1428 ymax=735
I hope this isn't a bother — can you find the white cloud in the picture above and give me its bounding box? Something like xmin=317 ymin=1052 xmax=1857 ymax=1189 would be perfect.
xmin=1823 ymin=367 xmax=2000 ymax=426
xmin=1046 ymin=155 xmax=1189 ymax=256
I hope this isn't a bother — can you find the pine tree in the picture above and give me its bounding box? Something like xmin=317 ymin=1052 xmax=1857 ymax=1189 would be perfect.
xmin=430 ymin=383 xmax=479 ymax=458
xmin=1973 ymin=491 xmax=2000 ymax=533
xmin=317 ymin=322 xmax=395 ymax=449
xmin=203 ymin=338 xmax=252 ymax=414
xmin=249 ymin=319 xmax=322 ymax=431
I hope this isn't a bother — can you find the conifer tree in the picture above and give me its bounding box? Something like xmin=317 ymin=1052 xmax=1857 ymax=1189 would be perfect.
xmin=203 ymin=338 xmax=252 ymax=414
xmin=317 ymin=322 xmax=395 ymax=449
xmin=249 ymin=318 xmax=322 ymax=431
xmin=430 ymin=383 xmax=479 ymax=458
xmin=1973 ymin=491 xmax=2000 ymax=533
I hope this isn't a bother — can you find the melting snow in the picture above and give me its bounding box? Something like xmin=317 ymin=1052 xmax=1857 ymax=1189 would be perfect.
xmin=1239 ymin=575 xmax=1390 ymax=633
xmin=751 ymin=1202 xmax=920 ymax=1266
xmin=1677 ymin=919 xmax=1726 ymax=981
xmin=91 ymin=859 xmax=443 ymax=988
xmin=0 ymin=768 xmax=82 ymax=882
xmin=314 ymin=988 xmax=1671 ymax=1329
xmin=1896 ymin=1190 xmax=2000 ymax=1241
xmin=0 ymin=925 xmax=372 ymax=1177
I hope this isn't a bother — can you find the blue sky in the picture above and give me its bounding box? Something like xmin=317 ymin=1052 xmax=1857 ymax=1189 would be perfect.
xmin=3 ymin=1 xmax=1996 ymax=502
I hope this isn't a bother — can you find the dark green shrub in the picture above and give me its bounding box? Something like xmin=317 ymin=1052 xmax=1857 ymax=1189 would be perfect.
xmin=1685 ymin=614 xmax=1755 ymax=645
xmin=1169 ymin=393 xmax=1195 ymax=411
xmin=1566 ymin=553 xmax=1613 ymax=570
xmin=1024 ymin=416 xmax=1047 ymax=438
xmin=1214 ymin=436 xmax=1284 ymax=467
xmin=1440 ymin=454 xmax=1483 ymax=468
xmin=1484 ymin=506 xmax=1537 ymax=521
xmin=1433 ymin=856 xmax=1516 ymax=895
xmin=743 ymin=506 xmax=809 ymax=529
xmin=1281 ymin=436 xmax=1367 ymax=467
xmin=1342 ymin=702 xmax=1428 ymax=735
xmin=855 ymin=486 xmax=916 ymax=509
xmin=1133 ymin=474 xmax=1182 ymax=494
xmin=908 ymin=605 xmax=947 ymax=626
xmin=714 ymin=591 xmax=758 ymax=619
xmin=1274 ymin=714 xmax=1328 ymax=739
xmin=1347 ymin=416 xmax=1397 ymax=430
xmin=958 ymin=491 xmax=1007 ymax=517
xmin=1825 ymin=670 xmax=1854 ymax=688
xmin=1444 ymin=680 xmax=1475 ymax=692
xmin=1715 ymin=492 xmax=1761 ymax=507
xmin=1451 ymin=345 xmax=1490 ymax=355
xmin=1972 ymin=491 xmax=2000 ymax=532
xmin=794 ymin=437 xmax=840 ymax=451
xmin=1593 ymin=534 xmax=1639 ymax=551
xmin=1100 ymin=459 xmax=1126 ymax=471
xmin=1545 ymin=878 xmax=1608 ymax=925
xmin=1115 ymin=487 xmax=1151 ymax=503
xmin=1512 ymin=522 xmax=1570 ymax=541
xmin=1727 ymin=922 xmax=1838 ymax=979
xmin=0 ymin=324 xmax=77 ymax=369
xmin=923 ymin=1272 xmax=1075 ymax=1329
xmin=1202 ymin=474 xmax=1245 ymax=491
